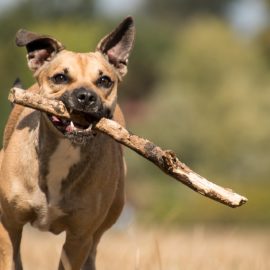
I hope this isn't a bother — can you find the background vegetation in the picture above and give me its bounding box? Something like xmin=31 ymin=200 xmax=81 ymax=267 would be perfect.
xmin=1 ymin=0 xmax=270 ymax=226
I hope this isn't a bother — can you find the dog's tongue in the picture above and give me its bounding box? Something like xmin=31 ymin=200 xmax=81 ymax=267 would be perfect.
xmin=50 ymin=113 xmax=94 ymax=133
xmin=51 ymin=115 xmax=61 ymax=123
xmin=65 ymin=123 xmax=74 ymax=133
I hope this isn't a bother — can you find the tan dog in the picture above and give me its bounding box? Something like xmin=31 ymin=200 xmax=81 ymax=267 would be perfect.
xmin=0 ymin=17 xmax=135 ymax=270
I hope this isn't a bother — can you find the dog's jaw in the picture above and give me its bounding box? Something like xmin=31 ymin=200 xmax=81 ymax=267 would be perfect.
xmin=44 ymin=113 xmax=98 ymax=145
xmin=44 ymin=97 xmax=113 ymax=145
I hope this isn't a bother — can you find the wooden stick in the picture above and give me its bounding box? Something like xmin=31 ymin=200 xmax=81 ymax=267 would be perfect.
xmin=8 ymin=87 xmax=70 ymax=118
xmin=8 ymin=87 xmax=248 ymax=208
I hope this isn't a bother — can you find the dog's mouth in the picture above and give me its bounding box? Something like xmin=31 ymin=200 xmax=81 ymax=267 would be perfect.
xmin=47 ymin=110 xmax=99 ymax=143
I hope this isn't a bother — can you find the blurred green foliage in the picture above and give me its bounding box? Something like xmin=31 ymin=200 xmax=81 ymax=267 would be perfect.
xmin=145 ymin=0 xmax=233 ymax=18
xmin=1 ymin=1 xmax=270 ymax=225
xmin=127 ymin=17 xmax=270 ymax=225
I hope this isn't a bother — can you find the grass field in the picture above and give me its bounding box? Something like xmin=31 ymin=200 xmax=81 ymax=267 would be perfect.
xmin=21 ymin=225 xmax=270 ymax=270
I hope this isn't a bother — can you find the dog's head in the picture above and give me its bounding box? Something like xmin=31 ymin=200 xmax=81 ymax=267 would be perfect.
xmin=16 ymin=17 xmax=135 ymax=143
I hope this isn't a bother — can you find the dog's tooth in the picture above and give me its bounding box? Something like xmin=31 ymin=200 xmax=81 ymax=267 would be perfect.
xmin=87 ymin=124 xmax=93 ymax=131
xmin=70 ymin=121 xmax=75 ymax=129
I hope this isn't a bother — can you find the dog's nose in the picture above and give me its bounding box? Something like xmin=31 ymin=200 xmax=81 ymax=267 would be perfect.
xmin=75 ymin=88 xmax=97 ymax=107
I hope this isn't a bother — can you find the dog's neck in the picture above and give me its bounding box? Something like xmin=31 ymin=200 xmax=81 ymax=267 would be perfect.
xmin=37 ymin=113 xmax=97 ymax=148
xmin=35 ymin=113 xmax=101 ymax=198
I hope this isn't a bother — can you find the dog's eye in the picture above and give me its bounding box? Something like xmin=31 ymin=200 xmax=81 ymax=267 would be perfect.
xmin=96 ymin=75 xmax=113 ymax=89
xmin=51 ymin=73 xmax=69 ymax=84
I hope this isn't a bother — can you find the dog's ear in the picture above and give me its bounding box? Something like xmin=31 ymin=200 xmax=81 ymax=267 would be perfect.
xmin=96 ymin=16 xmax=135 ymax=78
xmin=16 ymin=29 xmax=64 ymax=72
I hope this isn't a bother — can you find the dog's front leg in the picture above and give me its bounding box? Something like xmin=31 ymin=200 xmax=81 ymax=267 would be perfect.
xmin=59 ymin=232 xmax=94 ymax=270
xmin=0 ymin=221 xmax=13 ymax=270
xmin=1 ymin=216 xmax=23 ymax=270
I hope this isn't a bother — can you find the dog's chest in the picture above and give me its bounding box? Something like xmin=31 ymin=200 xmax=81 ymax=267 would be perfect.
xmin=46 ymin=139 xmax=81 ymax=205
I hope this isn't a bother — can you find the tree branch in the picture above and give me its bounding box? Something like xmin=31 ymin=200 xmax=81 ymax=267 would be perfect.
xmin=8 ymin=87 xmax=248 ymax=208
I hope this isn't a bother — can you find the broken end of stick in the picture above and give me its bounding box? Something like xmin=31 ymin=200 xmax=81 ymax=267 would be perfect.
xmin=8 ymin=88 xmax=16 ymax=103
xmin=230 ymin=195 xmax=248 ymax=208
xmin=214 ymin=190 xmax=248 ymax=208
xmin=197 ymin=187 xmax=248 ymax=208
xmin=222 ymin=187 xmax=248 ymax=208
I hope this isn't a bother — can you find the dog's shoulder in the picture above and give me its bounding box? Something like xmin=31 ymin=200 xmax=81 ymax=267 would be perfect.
xmin=3 ymin=84 xmax=39 ymax=150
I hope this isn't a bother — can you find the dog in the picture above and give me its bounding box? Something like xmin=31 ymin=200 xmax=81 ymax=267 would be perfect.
xmin=0 ymin=16 xmax=135 ymax=270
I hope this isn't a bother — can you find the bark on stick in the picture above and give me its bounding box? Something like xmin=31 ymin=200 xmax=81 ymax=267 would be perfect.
xmin=8 ymin=87 xmax=248 ymax=208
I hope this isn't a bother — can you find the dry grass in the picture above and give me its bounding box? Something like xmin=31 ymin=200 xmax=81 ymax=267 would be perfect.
xmin=21 ymin=225 xmax=270 ymax=270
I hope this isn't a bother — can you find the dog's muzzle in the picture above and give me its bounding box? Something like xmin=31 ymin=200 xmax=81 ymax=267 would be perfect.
xmin=73 ymin=88 xmax=100 ymax=114
xmin=46 ymin=87 xmax=112 ymax=144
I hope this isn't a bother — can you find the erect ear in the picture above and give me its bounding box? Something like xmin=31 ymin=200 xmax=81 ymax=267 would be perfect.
xmin=16 ymin=29 xmax=64 ymax=73
xmin=96 ymin=16 xmax=135 ymax=78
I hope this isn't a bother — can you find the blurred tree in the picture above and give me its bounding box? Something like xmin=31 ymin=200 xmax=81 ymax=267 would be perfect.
xmin=133 ymin=17 xmax=270 ymax=181
xmin=257 ymin=27 xmax=270 ymax=65
xmin=145 ymin=0 xmax=234 ymax=19
xmin=126 ymin=17 xmax=270 ymax=224
xmin=120 ymin=19 xmax=174 ymax=101
xmin=22 ymin=0 xmax=95 ymax=18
